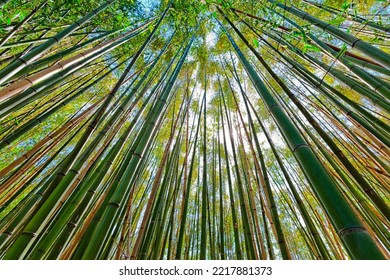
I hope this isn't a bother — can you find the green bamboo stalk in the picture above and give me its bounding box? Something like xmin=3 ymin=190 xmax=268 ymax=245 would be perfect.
xmin=219 ymin=96 xmax=242 ymax=260
xmin=267 ymin=0 xmax=390 ymax=70
xmin=260 ymin=194 xmax=275 ymax=259
xmin=0 ymin=1 xmax=48 ymax=48
xmin=0 ymin=0 xmax=117 ymax=84
xmin=69 ymin=123 xmax=156 ymax=259
xmin=275 ymin=82 xmax=389 ymax=257
xmin=0 ymin=42 xmax=135 ymax=121
xmin=131 ymin=84 xmax=189 ymax=259
xmin=146 ymin=136 xmax=183 ymax=259
xmin=271 ymin=11 xmax=390 ymax=100
xmin=175 ymin=84 xmax=203 ymax=259
xmin=16 ymin=27 xmax=132 ymax=77
xmin=0 ymin=119 xmax=90 ymax=251
xmin=216 ymin=106 xmax=225 ymax=260
xmin=80 ymin=36 xmax=192 ymax=260
xmin=0 ymin=60 xmax=126 ymax=150
xmin=283 ymin=100 xmax=390 ymax=252
xmin=221 ymin=71 xmax=268 ymax=260
xmin=0 ymin=25 xmax=145 ymax=104
xmin=231 ymin=7 xmax=390 ymax=76
xmin=235 ymin=129 xmax=262 ymax=259
xmin=70 ymin=47 xmax=179 ymax=260
xmin=28 ymin=48 xmax=169 ymax=259
xmin=239 ymin=19 xmax=390 ymax=151
xmin=228 ymin=17 xmax=390 ymax=221
xmin=0 ymin=37 xmax=57 ymax=49
xmin=221 ymin=22 xmax=293 ymax=262
xmin=154 ymin=139 xmax=184 ymax=259
xmin=264 ymin=28 xmax=390 ymax=113
xmin=209 ymin=129 xmax=216 ymax=260
xmin=257 ymin=29 xmax=390 ymax=147
xmin=239 ymin=85 xmax=330 ymax=259
xmin=340 ymin=56 xmax=390 ymax=77
xmin=0 ymin=0 xmax=10 ymax=8
xmin=303 ymin=0 xmax=390 ymax=34
xmin=218 ymin=18 xmax=385 ymax=260
xmin=200 ymin=73 xmax=207 ymax=260
xmin=1 ymin=23 xmax=159 ymax=261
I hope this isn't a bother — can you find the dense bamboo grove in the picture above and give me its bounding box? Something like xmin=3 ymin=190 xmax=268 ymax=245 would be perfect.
xmin=0 ymin=0 xmax=389 ymax=260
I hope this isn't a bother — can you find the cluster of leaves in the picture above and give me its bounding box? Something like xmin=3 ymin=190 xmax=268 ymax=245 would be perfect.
xmin=0 ymin=0 xmax=140 ymax=33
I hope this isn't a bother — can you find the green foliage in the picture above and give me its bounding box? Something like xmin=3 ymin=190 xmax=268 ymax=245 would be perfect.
xmin=0 ymin=0 xmax=388 ymax=261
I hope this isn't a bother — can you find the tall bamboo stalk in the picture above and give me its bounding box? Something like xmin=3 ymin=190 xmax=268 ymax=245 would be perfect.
xmin=218 ymin=17 xmax=385 ymax=260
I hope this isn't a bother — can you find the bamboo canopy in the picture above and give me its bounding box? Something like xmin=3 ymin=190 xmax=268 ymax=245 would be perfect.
xmin=0 ymin=0 xmax=389 ymax=260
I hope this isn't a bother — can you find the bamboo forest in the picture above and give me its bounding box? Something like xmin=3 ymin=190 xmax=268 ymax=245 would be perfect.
xmin=0 ymin=0 xmax=389 ymax=260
